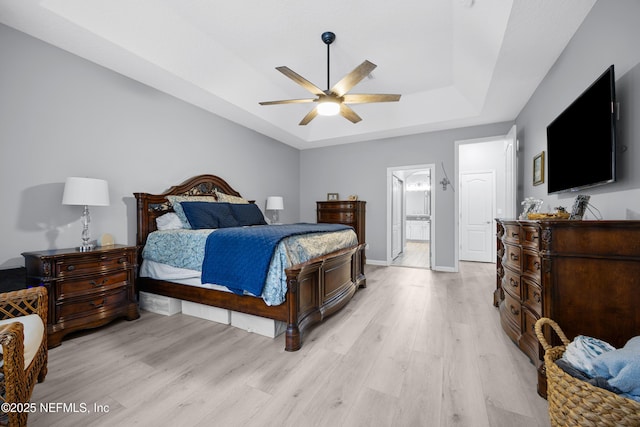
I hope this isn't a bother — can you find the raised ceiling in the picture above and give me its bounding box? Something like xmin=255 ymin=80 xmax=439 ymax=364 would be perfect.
xmin=0 ymin=0 xmax=596 ymax=149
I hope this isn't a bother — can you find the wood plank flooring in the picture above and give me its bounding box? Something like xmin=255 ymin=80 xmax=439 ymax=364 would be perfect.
xmin=28 ymin=262 xmax=550 ymax=426
xmin=391 ymin=241 xmax=430 ymax=269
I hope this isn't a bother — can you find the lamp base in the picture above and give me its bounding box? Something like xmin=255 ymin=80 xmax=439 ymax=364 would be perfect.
xmin=78 ymin=243 xmax=95 ymax=252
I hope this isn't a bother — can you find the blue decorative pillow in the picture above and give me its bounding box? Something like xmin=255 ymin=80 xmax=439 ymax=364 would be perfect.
xmin=229 ymin=203 xmax=267 ymax=226
xmin=165 ymin=195 xmax=218 ymax=229
xmin=180 ymin=202 xmax=239 ymax=229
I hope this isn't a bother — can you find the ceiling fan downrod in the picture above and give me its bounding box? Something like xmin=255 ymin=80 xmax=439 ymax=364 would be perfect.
xmin=321 ymin=31 xmax=335 ymax=91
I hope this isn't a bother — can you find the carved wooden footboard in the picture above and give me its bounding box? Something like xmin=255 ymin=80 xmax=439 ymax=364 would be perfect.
xmin=135 ymin=174 xmax=365 ymax=351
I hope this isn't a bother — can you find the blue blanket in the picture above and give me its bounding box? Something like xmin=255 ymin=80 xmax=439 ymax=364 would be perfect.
xmin=201 ymin=223 xmax=351 ymax=296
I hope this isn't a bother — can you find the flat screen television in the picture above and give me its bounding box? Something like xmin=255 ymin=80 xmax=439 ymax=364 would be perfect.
xmin=546 ymin=65 xmax=617 ymax=194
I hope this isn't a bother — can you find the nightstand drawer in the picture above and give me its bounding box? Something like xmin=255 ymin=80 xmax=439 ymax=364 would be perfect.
xmin=57 ymin=271 xmax=129 ymax=300
xmin=58 ymin=288 xmax=128 ymax=321
xmin=55 ymin=252 xmax=132 ymax=277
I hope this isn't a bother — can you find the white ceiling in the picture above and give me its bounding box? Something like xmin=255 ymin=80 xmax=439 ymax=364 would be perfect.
xmin=0 ymin=0 xmax=596 ymax=149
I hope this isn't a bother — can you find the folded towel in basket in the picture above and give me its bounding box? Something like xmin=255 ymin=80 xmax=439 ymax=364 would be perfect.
xmin=592 ymin=336 xmax=640 ymax=402
xmin=562 ymin=335 xmax=615 ymax=378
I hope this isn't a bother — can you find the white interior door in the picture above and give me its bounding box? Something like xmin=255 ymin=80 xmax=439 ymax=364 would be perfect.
xmin=460 ymin=171 xmax=494 ymax=262
xmin=391 ymin=175 xmax=403 ymax=259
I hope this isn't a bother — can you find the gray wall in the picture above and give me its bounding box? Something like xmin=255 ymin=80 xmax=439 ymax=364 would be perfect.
xmin=516 ymin=0 xmax=640 ymax=218
xmin=0 ymin=24 xmax=299 ymax=268
xmin=299 ymin=122 xmax=512 ymax=269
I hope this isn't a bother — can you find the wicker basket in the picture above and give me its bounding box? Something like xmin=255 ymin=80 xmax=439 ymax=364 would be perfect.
xmin=534 ymin=318 xmax=640 ymax=427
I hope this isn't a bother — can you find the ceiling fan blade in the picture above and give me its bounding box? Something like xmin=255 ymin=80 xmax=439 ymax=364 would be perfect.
xmin=276 ymin=66 xmax=325 ymax=96
xmin=299 ymin=107 xmax=319 ymax=125
xmin=342 ymin=94 xmax=401 ymax=104
xmin=339 ymin=104 xmax=362 ymax=124
xmin=259 ymin=98 xmax=316 ymax=105
xmin=330 ymin=60 xmax=377 ymax=97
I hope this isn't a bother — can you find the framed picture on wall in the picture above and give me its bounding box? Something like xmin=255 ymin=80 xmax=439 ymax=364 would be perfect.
xmin=533 ymin=151 xmax=545 ymax=186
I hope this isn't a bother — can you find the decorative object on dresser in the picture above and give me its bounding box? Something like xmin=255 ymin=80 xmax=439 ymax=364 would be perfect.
xmin=494 ymin=219 xmax=640 ymax=398
xmin=265 ymin=196 xmax=284 ymax=224
xmin=135 ymin=174 xmax=365 ymax=352
xmin=22 ymin=245 xmax=139 ymax=348
xmin=317 ymin=200 xmax=366 ymax=280
xmin=62 ymin=177 xmax=110 ymax=252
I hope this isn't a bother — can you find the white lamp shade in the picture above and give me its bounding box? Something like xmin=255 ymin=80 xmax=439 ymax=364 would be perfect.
xmin=62 ymin=177 xmax=110 ymax=206
xmin=266 ymin=196 xmax=284 ymax=210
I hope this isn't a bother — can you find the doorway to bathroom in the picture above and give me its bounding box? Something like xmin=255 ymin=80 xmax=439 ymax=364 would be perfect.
xmin=387 ymin=164 xmax=435 ymax=269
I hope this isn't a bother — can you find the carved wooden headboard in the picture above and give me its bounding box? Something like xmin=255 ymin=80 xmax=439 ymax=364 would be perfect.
xmin=134 ymin=174 xmax=245 ymax=248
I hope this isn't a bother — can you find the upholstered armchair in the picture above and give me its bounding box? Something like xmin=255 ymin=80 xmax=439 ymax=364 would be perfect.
xmin=0 ymin=287 xmax=48 ymax=427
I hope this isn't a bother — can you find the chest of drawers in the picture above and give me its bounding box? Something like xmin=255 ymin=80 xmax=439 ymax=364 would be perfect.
xmin=22 ymin=245 xmax=139 ymax=347
xmin=495 ymin=219 xmax=640 ymax=397
xmin=317 ymin=200 xmax=366 ymax=286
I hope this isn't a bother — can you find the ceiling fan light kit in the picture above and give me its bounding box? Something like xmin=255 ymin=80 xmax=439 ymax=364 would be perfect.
xmin=317 ymin=99 xmax=340 ymax=116
xmin=259 ymin=31 xmax=401 ymax=125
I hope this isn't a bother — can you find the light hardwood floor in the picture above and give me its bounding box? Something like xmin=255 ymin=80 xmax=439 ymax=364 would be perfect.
xmin=392 ymin=241 xmax=430 ymax=269
xmin=29 ymin=263 xmax=550 ymax=427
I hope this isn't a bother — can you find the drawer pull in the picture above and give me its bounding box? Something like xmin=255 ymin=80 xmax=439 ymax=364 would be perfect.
xmin=89 ymin=278 xmax=108 ymax=287
xmin=533 ymin=291 xmax=541 ymax=303
xmin=90 ymin=299 xmax=105 ymax=308
xmin=511 ymin=231 xmax=519 ymax=238
xmin=67 ymin=265 xmax=75 ymax=271
xmin=509 ymin=278 xmax=518 ymax=288
xmin=510 ymin=253 xmax=519 ymax=261
xmin=534 ymin=261 xmax=541 ymax=270
xmin=118 ymin=257 xmax=126 ymax=264
xmin=510 ymin=305 xmax=520 ymax=316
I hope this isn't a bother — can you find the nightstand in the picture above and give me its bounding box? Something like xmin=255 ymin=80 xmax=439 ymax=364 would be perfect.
xmin=22 ymin=244 xmax=139 ymax=348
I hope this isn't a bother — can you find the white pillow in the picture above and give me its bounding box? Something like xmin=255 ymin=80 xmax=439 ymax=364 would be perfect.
xmin=155 ymin=212 xmax=183 ymax=230
xmin=0 ymin=313 xmax=45 ymax=369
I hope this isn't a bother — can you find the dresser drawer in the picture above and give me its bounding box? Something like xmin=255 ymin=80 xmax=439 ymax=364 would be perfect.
xmin=57 ymin=271 xmax=129 ymax=300
xmin=522 ymin=278 xmax=542 ymax=315
xmin=521 ymin=308 xmax=541 ymax=363
xmin=317 ymin=211 xmax=355 ymax=224
xmin=522 ymin=250 xmax=541 ymax=281
xmin=57 ymin=288 xmax=128 ymax=321
xmin=503 ymin=224 xmax=521 ymax=245
xmin=501 ymin=292 xmax=522 ymax=330
xmin=522 ymin=225 xmax=540 ymax=249
xmin=503 ymin=268 xmax=521 ymax=299
xmin=55 ymin=252 xmax=132 ymax=278
xmin=318 ymin=202 xmax=357 ymax=211
xmin=503 ymin=244 xmax=521 ymax=271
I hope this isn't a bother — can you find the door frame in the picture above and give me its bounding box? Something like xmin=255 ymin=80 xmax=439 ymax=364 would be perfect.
xmin=386 ymin=164 xmax=435 ymax=267
xmin=454 ymin=125 xmax=517 ymax=269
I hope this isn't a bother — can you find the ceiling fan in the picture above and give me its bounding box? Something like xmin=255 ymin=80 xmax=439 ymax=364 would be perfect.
xmin=259 ymin=31 xmax=401 ymax=125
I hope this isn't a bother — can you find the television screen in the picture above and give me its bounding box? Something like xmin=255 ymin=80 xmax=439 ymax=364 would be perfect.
xmin=546 ymin=65 xmax=616 ymax=194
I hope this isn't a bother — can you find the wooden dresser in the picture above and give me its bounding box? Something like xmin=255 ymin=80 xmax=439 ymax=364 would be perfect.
xmin=317 ymin=200 xmax=366 ymax=284
xmin=495 ymin=219 xmax=640 ymax=397
xmin=22 ymin=244 xmax=140 ymax=347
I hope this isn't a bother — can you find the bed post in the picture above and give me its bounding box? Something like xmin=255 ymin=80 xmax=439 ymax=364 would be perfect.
xmin=285 ymin=277 xmax=301 ymax=351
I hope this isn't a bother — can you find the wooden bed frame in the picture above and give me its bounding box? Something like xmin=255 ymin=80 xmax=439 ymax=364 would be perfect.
xmin=134 ymin=174 xmax=366 ymax=351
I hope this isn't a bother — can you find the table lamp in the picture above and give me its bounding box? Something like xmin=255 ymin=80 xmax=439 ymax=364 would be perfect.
xmin=266 ymin=196 xmax=284 ymax=224
xmin=62 ymin=177 xmax=110 ymax=251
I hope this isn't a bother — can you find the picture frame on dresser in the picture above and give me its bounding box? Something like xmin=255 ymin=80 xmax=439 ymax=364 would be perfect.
xmin=327 ymin=193 xmax=339 ymax=201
